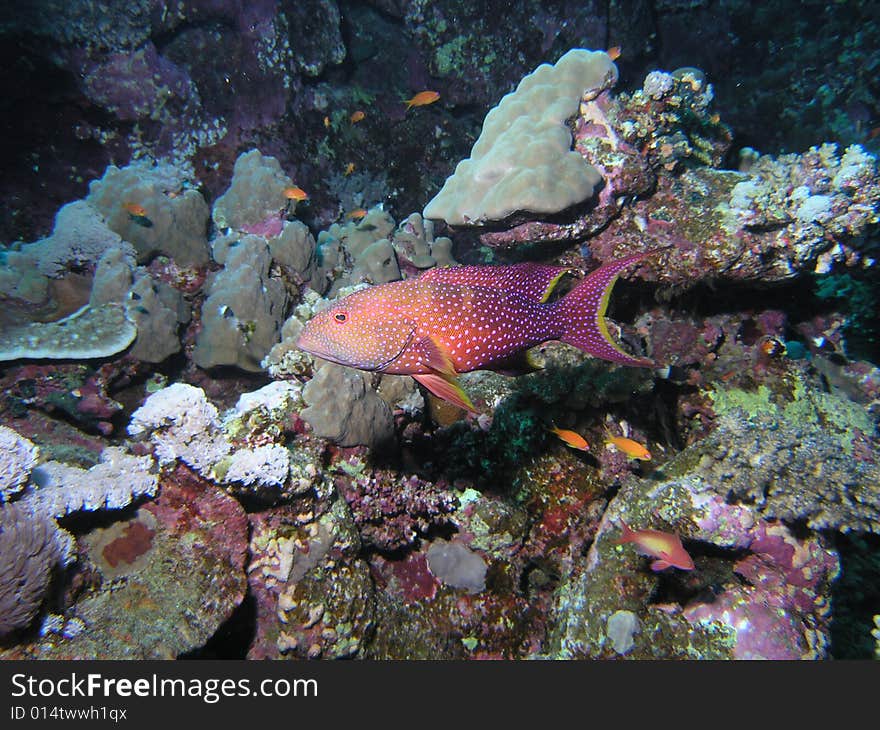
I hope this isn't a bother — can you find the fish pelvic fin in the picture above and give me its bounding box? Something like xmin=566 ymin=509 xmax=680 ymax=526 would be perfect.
xmin=412 ymin=373 xmax=477 ymax=414
xmin=555 ymin=250 xmax=661 ymax=367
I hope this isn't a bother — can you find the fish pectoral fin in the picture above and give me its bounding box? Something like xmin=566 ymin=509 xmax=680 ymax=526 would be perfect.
xmin=650 ymin=559 xmax=672 ymax=572
xmin=413 ymin=336 xmax=457 ymax=378
xmin=412 ymin=373 xmax=477 ymax=414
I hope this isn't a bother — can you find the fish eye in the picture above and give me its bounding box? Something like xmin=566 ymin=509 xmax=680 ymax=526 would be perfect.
xmin=334 ymin=312 xmax=348 ymax=323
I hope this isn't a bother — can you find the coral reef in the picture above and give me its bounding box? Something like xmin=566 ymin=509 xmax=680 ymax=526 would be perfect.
xmin=0 ymin=304 xmax=135 ymax=363
xmin=0 ymin=160 xmax=209 ymax=366
xmin=391 ymin=213 xmax=457 ymax=274
xmin=548 ymin=461 xmax=840 ymax=659
xmin=10 ymin=467 xmax=249 ymax=659
xmin=425 ymin=539 xmax=488 ymax=594
xmin=312 ymin=208 xmax=399 ymax=293
xmin=700 ymin=389 xmax=880 ymax=532
xmin=334 ymin=459 xmax=458 ymax=551
xmin=466 ymin=65 xmax=878 ymax=287
xmin=268 ymin=220 xmax=318 ymax=286
xmin=128 ymin=383 xmax=231 ymax=475
xmin=1 ymin=13 xmax=878 ymax=663
xmin=0 ymin=424 xmax=160 ymax=641
xmin=10 ymin=200 xmax=131 ymax=279
xmin=23 ymin=447 xmax=157 ymax=519
xmin=250 ymin=499 xmax=376 ymax=660
xmin=212 ymin=150 xmax=295 ymax=233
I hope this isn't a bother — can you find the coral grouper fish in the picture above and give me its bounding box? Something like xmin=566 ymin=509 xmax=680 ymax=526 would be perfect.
xmin=296 ymin=251 xmax=659 ymax=412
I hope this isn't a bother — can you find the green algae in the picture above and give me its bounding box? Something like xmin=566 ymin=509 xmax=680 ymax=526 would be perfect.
xmin=708 ymin=380 xmax=874 ymax=453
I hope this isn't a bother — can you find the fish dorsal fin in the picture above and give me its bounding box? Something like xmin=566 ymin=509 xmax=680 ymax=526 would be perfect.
xmin=420 ymin=263 xmax=569 ymax=302
xmin=412 ymin=335 xmax=457 ymax=378
xmin=412 ymin=373 xmax=477 ymax=413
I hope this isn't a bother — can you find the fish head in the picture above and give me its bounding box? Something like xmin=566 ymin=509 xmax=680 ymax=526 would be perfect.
xmin=670 ymin=546 xmax=695 ymax=570
xmin=296 ymin=288 xmax=417 ymax=371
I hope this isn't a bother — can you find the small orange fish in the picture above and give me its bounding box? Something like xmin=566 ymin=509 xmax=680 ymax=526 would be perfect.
xmin=758 ymin=336 xmax=786 ymax=358
xmin=347 ymin=208 xmax=368 ymax=220
xmin=344 ymin=162 xmax=356 ymax=176
xmin=617 ymin=520 xmax=694 ymax=571
xmin=323 ymin=116 xmax=331 ymax=128
xmin=549 ymin=426 xmax=589 ymax=451
xmin=350 ymin=110 xmax=365 ymax=124
xmin=122 ymin=201 xmax=148 ymax=218
xmin=404 ymin=90 xmax=440 ymax=110
xmin=283 ymin=186 xmax=309 ymax=202
xmin=606 ymin=46 xmax=622 ymax=61
xmin=606 ymin=435 xmax=651 ymax=460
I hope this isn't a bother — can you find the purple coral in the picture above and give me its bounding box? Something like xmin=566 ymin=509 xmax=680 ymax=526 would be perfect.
xmin=78 ymin=43 xmax=194 ymax=123
xmin=684 ymin=516 xmax=838 ymax=659
xmin=336 ymin=466 xmax=458 ymax=551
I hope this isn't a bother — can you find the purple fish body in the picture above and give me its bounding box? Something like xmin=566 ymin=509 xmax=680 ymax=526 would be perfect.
xmin=296 ymin=253 xmax=658 ymax=411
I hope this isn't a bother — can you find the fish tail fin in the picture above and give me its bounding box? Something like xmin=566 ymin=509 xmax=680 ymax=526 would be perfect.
xmin=555 ymin=250 xmax=660 ymax=367
xmin=616 ymin=519 xmax=633 ymax=545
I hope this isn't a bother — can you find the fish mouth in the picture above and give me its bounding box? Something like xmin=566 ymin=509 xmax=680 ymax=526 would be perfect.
xmin=294 ymin=330 xmax=346 ymax=366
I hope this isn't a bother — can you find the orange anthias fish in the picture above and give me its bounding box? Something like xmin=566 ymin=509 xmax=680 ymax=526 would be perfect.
xmin=606 ymin=435 xmax=652 ymax=460
xmin=122 ymin=201 xmax=152 ymax=227
xmin=350 ymin=110 xmax=365 ymax=124
xmin=283 ymin=186 xmax=309 ymax=202
xmin=122 ymin=201 xmax=148 ymax=217
xmin=344 ymin=162 xmax=356 ymax=176
xmin=347 ymin=208 xmax=368 ymax=220
xmin=549 ymin=426 xmax=589 ymax=451
xmin=606 ymin=46 xmax=622 ymax=61
xmin=296 ymin=251 xmax=658 ymax=412
xmin=404 ymin=90 xmax=440 ymax=110
xmin=617 ymin=520 xmax=694 ymax=571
